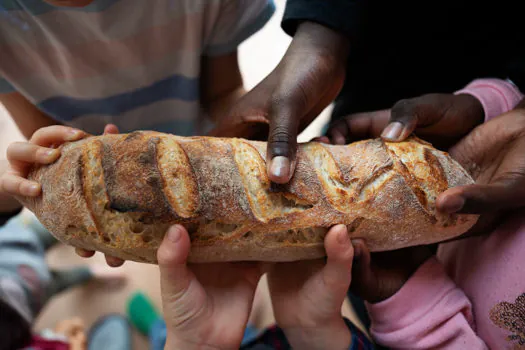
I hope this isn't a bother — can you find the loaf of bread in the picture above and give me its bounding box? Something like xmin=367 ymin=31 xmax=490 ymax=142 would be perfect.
xmin=21 ymin=131 xmax=478 ymax=264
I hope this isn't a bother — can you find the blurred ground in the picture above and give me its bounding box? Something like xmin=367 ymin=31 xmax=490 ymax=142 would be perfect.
xmin=0 ymin=2 xmax=361 ymax=349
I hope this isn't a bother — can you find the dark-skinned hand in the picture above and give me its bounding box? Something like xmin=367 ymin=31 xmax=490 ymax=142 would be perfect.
xmin=325 ymin=95 xmax=525 ymax=303
xmin=209 ymin=21 xmax=349 ymax=184
xmin=324 ymin=93 xmax=484 ymax=149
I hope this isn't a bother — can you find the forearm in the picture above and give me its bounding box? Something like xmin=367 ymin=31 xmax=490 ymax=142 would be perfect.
xmin=455 ymin=78 xmax=524 ymax=122
xmin=281 ymin=0 xmax=363 ymax=40
xmin=0 ymin=92 xmax=57 ymax=139
xmin=367 ymin=258 xmax=488 ymax=349
xmin=165 ymin=337 xmax=226 ymax=350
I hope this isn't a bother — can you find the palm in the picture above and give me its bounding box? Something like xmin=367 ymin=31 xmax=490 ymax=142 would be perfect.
xmin=268 ymin=259 xmax=342 ymax=328
xmin=163 ymin=262 xmax=261 ymax=347
xmin=440 ymin=111 xmax=525 ymax=237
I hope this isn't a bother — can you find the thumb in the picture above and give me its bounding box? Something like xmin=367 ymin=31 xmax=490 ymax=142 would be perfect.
xmin=381 ymin=98 xmax=422 ymax=142
xmin=381 ymin=94 xmax=458 ymax=142
xmin=157 ymin=225 xmax=204 ymax=319
xmin=321 ymin=225 xmax=354 ymax=302
xmin=267 ymin=101 xmax=300 ymax=184
xmin=437 ymin=179 xmax=525 ymax=214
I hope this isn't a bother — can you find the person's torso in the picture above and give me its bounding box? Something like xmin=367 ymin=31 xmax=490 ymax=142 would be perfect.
xmin=0 ymin=0 xmax=227 ymax=135
xmin=438 ymin=212 xmax=525 ymax=349
xmin=332 ymin=0 xmax=525 ymax=119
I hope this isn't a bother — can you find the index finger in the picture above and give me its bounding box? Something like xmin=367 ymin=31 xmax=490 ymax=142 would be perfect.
xmin=30 ymin=126 xmax=85 ymax=147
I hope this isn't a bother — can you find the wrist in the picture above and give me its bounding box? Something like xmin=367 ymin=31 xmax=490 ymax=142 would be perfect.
xmin=364 ymin=248 xmax=434 ymax=303
xmin=283 ymin=319 xmax=352 ymax=350
xmin=452 ymin=93 xmax=485 ymax=132
xmin=165 ymin=337 xmax=224 ymax=350
xmin=455 ymin=78 xmax=524 ymax=122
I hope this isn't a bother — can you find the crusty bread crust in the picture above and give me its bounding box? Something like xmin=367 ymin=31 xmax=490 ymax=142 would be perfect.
xmin=21 ymin=132 xmax=478 ymax=264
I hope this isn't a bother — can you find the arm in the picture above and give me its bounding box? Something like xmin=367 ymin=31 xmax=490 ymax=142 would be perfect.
xmin=200 ymin=51 xmax=246 ymax=123
xmin=366 ymin=258 xmax=488 ymax=349
xmin=0 ymin=92 xmax=57 ymax=140
xmin=208 ymin=0 xmax=358 ymax=184
xmin=325 ymin=77 xmax=523 ymax=149
xmin=281 ymin=0 xmax=363 ymax=40
xmin=209 ymin=21 xmax=350 ymax=183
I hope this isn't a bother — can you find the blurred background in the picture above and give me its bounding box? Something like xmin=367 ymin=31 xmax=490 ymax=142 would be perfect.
xmin=0 ymin=1 xmax=345 ymax=348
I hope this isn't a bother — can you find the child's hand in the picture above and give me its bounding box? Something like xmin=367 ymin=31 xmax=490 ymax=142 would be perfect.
xmin=350 ymin=242 xmax=433 ymax=303
xmin=158 ymin=224 xmax=264 ymax=350
xmin=0 ymin=125 xmax=86 ymax=197
xmin=267 ymin=225 xmax=354 ymax=350
xmin=0 ymin=123 xmax=126 ymax=267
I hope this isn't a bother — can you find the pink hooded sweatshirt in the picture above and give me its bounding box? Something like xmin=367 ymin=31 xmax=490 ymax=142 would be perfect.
xmin=366 ymin=78 xmax=525 ymax=350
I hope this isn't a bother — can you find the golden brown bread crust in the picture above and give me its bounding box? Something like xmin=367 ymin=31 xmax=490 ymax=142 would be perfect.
xmin=21 ymin=132 xmax=478 ymax=263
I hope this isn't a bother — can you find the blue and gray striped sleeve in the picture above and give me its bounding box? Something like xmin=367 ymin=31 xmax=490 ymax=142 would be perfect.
xmin=203 ymin=0 xmax=276 ymax=56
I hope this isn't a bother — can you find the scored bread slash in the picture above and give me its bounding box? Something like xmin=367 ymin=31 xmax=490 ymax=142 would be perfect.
xmin=22 ymin=131 xmax=479 ymax=264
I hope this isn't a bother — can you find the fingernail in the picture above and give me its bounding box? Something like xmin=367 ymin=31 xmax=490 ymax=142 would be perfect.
xmin=28 ymin=183 xmax=41 ymax=196
xmin=270 ymin=156 xmax=290 ymax=181
xmin=337 ymin=229 xmax=349 ymax=244
xmin=66 ymin=129 xmax=83 ymax=141
xmin=167 ymin=225 xmax=182 ymax=242
xmin=42 ymin=149 xmax=58 ymax=160
xmin=442 ymin=196 xmax=465 ymax=213
xmin=381 ymin=122 xmax=404 ymax=141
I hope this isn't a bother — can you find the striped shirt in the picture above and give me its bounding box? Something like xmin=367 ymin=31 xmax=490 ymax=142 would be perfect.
xmin=0 ymin=0 xmax=275 ymax=135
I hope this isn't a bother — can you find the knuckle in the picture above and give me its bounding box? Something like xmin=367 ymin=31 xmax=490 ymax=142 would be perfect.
xmin=392 ymin=98 xmax=415 ymax=116
xmin=270 ymin=126 xmax=293 ymax=143
xmin=157 ymin=245 xmax=176 ymax=267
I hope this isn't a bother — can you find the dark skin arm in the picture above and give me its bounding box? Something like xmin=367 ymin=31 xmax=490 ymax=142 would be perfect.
xmin=209 ymin=21 xmax=350 ymax=183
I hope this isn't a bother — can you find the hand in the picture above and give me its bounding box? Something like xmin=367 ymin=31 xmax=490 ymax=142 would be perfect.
xmin=267 ymin=225 xmax=354 ymax=350
xmin=350 ymin=242 xmax=433 ymax=303
xmin=0 ymin=125 xmax=86 ymax=198
xmin=209 ymin=21 xmax=349 ymax=184
xmin=325 ymin=93 xmax=484 ymax=149
xmin=158 ymin=225 xmax=264 ymax=350
xmin=0 ymin=123 xmax=126 ymax=267
xmin=436 ymin=106 xmax=525 ymax=236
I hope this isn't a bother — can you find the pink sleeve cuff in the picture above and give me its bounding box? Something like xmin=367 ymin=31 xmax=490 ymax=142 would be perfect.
xmin=366 ymin=257 xmax=472 ymax=332
xmin=454 ymin=78 xmax=524 ymax=122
